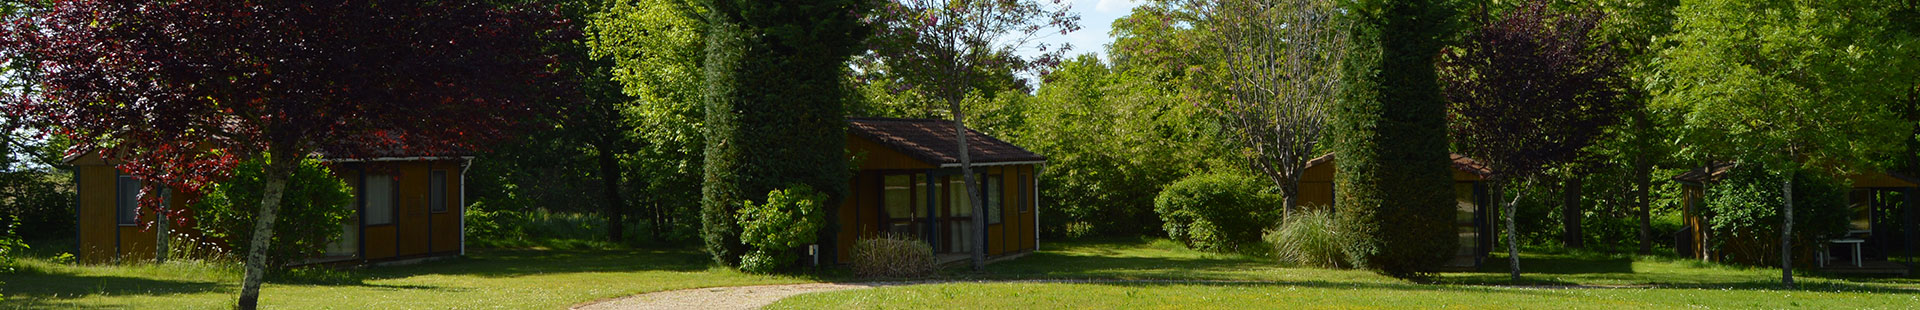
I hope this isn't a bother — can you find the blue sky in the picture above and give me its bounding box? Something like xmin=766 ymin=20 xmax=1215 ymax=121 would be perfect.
xmin=1029 ymin=0 xmax=1146 ymax=61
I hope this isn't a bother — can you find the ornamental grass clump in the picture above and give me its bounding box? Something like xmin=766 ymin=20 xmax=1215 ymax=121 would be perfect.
xmin=850 ymin=233 xmax=935 ymax=278
xmin=1267 ymin=207 xmax=1351 ymax=268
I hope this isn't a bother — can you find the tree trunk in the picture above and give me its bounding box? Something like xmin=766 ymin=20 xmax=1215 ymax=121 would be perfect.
xmin=949 ymin=96 xmax=986 ymax=272
xmin=1280 ymin=179 xmax=1300 ymax=218
xmin=1781 ymin=171 xmax=1795 ymax=288
xmin=236 ymin=148 xmax=298 ymax=310
xmin=1561 ymin=176 xmax=1583 ymax=249
xmin=1502 ymin=179 xmax=1523 ymax=282
xmin=155 ymin=201 xmax=169 ymax=263
xmin=1633 ymin=112 xmax=1654 ymax=255
xmin=595 ymin=141 xmax=627 ymax=243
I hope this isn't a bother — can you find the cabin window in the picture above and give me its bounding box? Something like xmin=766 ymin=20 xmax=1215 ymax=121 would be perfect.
xmin=430 ymin=171 xmax=447 ymax=213
xmin=116 ymin=175 xmax=140 ymax=225
xmin=985 ymin=175 xmax=1002 ymax=224
xmin=883 ymin=174 xmax=916 ymax=235
xmin=948 ymin=176 xmax=972 ymax=253
xmin=366 ymin=174 xmax=394 ymax=225
xmin=1849 ymin=189 xmax=1872 ymax=233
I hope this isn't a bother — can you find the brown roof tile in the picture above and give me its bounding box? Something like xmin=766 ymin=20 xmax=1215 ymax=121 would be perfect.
xmin=848 ymin=117 xmax=1045 ymax=166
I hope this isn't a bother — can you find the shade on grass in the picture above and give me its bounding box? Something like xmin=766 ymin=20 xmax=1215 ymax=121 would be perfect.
xmin=0 ymin=248 xmax=816 ymax=309
xmin=768 ymin=281 xmax=1920 ymax=309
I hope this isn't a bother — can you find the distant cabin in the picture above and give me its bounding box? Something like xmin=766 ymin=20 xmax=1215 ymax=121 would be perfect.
xmin=1297 ymin=153 xmax=1497 ymax=269
xmin=1673 ymin=163 xmax=1916 ymax=275
xmin=838 ymin=118 xmax=1044 ymax=265
xmin=68 ymin=151 xmax=471 ymax=265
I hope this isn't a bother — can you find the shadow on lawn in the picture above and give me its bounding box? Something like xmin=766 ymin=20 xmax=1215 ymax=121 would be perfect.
xmin=1 ymin=267 xmax=230 ymax=310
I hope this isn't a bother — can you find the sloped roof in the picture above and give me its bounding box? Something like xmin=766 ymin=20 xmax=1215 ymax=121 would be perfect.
xmin=1304 ymin=152 xmax=1496 ymax=178
xmin=847 ymin=117 xmax=1045 ymax=166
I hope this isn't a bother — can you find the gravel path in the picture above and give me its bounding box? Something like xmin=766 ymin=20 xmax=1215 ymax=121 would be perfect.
xmin=569 ymin=282 xmax=916 ymax=310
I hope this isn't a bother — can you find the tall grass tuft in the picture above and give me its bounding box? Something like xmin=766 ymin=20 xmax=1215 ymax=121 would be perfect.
xmin=849 ymin=233 xmax=934 ymax=278
xmin=1267 ymin=207 xmax=1351 ymax=268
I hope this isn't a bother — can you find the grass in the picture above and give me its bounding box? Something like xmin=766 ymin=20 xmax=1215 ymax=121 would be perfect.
xmin=0 ymin=246 xmax=822 ymax=309
xmin=5 ymin=237 xmax=1917 ymax=309
xmin=769 ymin=237 xmax=1920 ymax=309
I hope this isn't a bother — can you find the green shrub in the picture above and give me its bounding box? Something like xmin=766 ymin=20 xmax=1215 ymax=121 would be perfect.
xmin=1267 ymin=207 xmax=1351 ymax=268
xmin=1154 ymin=173 xmax=1281 ymax=253
xmin=1 ymin=215 xmax=25 ymax=272
xmin=190 ymin=156 xmax=353 ymax=269
xmin=1703 ymin=165 xmax=1849 ymax=266
xmin=735 ymin=185 xmax=828 ymax=273
xmin=850 ymin=233 xmax=935 ymax=278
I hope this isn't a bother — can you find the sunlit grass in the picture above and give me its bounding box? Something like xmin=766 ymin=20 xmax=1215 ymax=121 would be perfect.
xmin=773 ymin=238 xmax=1920 ymax=309
xmin=0 ymin=247 xmax=816 ymax=309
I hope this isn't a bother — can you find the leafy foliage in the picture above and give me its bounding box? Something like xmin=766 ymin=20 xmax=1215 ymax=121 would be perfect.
xmin=589 ymin=0 xmax=710 ymax=243
xmin=1329 ymin=0 xmax=1462 ymax=279
xmin=1702 ymin=166 xmax=1850 ymax=266
xmin=735 ymin=185 xmax=828 ymax=273
xmin=189 ymin=157 xmax=353 ymax=269
xmin=699 ymin=0 xmax=869 ymax=266
xmin=1441 ymin=0 xmax=1629 ymax=181
xmin=1153 ymin=173 xmax=1281 ymax=253
xmin=1018 ymin=55 xmax=1237 ymax=238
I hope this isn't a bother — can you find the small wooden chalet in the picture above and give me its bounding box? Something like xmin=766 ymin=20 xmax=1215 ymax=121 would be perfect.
xmin=1297 ymin=153 xmax=1497 ymax=269
xmin=837 ymin=118 xmax=1044 ymax=265
xmin=69 ymin=150 xmax=471 ymax=265
xmin=1674 ymin=163 xmax=1916 ymax=275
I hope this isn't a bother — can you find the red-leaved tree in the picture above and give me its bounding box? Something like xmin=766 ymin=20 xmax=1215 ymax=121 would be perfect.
xmin=0 ymin=1 xmax=568 ymax=308
xmin=1439 ymin=1 xmax=1629 ymax=282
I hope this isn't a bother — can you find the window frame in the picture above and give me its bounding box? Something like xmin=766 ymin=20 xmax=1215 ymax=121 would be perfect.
xmin=429 ymin=171 xmax=448 ymax=213
xmin=364 ymin=174 xmax=397 ymax=226
xmin=116 ymin=174 xmax=140 ymax=226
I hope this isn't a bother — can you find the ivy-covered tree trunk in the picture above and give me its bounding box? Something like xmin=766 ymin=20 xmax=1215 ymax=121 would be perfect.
xmin=237 ymin=147 xmax=298 ymax=310
xmin=1330 ymin=0 xmax=1459 ymax=279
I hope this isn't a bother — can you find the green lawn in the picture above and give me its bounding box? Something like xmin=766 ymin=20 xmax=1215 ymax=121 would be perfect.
xmin=769 ymin=238 xmax=1920 ymax=309
xmin=1 ymin=247 xmax=817 ymax=309
xmin=5 ymin=238 xmax=1917 ymax=309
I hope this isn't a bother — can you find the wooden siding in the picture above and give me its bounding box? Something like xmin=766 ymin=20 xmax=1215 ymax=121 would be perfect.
xmin=73 ymin=156 xmax=465 ymax=264
xmin=837 ymin=134 xmax=1039 ymax=264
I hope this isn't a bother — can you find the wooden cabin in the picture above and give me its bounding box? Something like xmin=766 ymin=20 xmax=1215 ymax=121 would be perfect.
xmin=69 ymin=151 xmax=471 ymax=265
xmin=1297 ymin=153 xmax=1497 ymax=268
xmin=837 ymin=118 xmax=1044 ymax=265
xmin=1674 ymin=163 xmax=1916 ymax=274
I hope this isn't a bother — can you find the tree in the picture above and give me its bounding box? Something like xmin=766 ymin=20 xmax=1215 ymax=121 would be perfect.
xmin=1440 ymin=0 xmax=1631 ymax=281
xmin=1652 ymin=0 xmax=1920 ymax=288
xmin=0 ymin=2 xmax=566 ymax=308
xmin=1182 ymin=0 xmax=1349 ymax=214
xmin=589 ymin=0 xmax=710 ymax=242
xmin=698 ymin=0 xmax=870 ymax=267
xmin=1330 ymin=0 xmax=1461 ymax=279
xmin=1587 ymin=0 xmax=1679 ymax=255
xmin=867 ymin=0 xmax=1079 ymax=270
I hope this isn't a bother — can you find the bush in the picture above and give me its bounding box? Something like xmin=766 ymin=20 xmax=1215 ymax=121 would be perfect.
xmin=1703 ymin=165 xmax=1849 ymax=266
xmin=1 ymin=215 xmax=25 ymax=273
xmin=190 ymin=156 xmax=353 ymax=269
xmin=850 ymin=233 xmax=935 ymax=278
xmin=1267 ymin=207 xmax=1351 ymax=268
xmin=735 ymin=185 xmax=827 ymax=273
xmin=1154 ymin=173 xmax=1281 ymax=253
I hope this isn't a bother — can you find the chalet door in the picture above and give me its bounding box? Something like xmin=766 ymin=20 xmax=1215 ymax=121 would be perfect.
xmin=882 ymin=174 xmax=928 ymax=243
xmin=943 ymin=175 xmax=973 ymax=254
